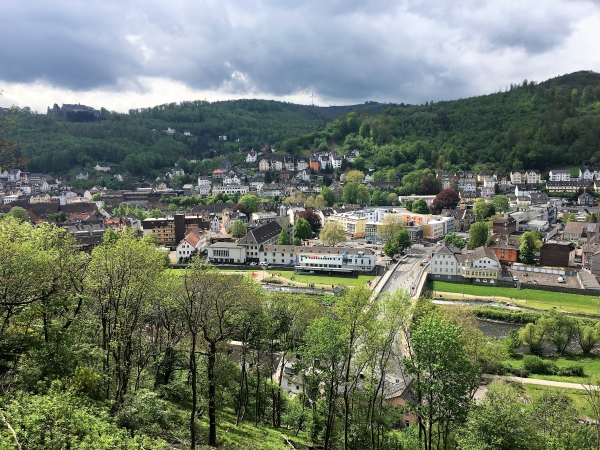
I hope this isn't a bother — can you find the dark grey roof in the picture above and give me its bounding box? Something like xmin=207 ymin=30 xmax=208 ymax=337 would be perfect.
xmin=238 ymin=221 xmax=282 ymax=246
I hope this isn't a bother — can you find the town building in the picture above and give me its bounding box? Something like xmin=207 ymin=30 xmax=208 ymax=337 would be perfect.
xmin=539 ymin=241 xmax=576 ymax=267
xmin=142 ymin=215 xmax=210 ymax=247
xmin=489 ymin=234 xmax=521 ymax=264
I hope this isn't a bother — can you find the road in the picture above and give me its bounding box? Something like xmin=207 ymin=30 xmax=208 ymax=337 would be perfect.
xmin=484 ymin=374 xmax=594 ymax=391
xmin=380 ymin=246 xmax=431 ymax=298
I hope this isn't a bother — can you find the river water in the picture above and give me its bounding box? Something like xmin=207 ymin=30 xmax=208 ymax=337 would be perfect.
xmin=433 ymin=299 xmax=589 ymax=353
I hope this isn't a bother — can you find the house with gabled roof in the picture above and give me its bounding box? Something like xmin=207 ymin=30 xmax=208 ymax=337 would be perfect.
xmin=176 ymin=227 xmax=207 ymax=262
xmin=238 ymin=220 xmax=283 ymax=262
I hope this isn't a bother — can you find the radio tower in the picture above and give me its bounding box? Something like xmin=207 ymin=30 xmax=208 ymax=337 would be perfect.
xmin=309 ymin=91 xmax=316 ymax=106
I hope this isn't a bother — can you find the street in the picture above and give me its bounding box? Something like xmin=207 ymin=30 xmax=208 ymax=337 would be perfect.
xmin=380 ymin=246 xmax=431 ymax=297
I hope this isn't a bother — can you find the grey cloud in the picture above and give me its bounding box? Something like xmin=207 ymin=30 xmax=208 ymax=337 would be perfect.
xmin=0 ymin=0 xmax=597 ymax=105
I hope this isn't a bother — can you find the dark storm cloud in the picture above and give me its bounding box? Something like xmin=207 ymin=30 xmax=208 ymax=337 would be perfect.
xmin=0 ymin=0 xmax=597 ymax=104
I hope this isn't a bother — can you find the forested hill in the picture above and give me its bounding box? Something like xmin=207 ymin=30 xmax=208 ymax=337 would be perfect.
xmin=5 ymin=71 xmax=600 ymax=185
xmin=3 ymin=98 xmax=383 ymax=180
xmin=294 ymin=70 xmax=600 ymax=179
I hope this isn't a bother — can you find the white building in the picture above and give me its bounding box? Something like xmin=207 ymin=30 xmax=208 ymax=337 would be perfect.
xmin=296 ymin=158 xmax=309 ymax=171
xmin=430 ymin=243 xmax=461 ymax=278
xmin=549 ymin=170 xmax=572 ymax=182
xmin=198 ymin=176 xmax=212 ymax=186
xmin=207 ymin=242 xmax=245 ymax=264
xmin=246 ymin=151 xmax=257 ymax=163
xmin=176 ymin=228 xmax=207 ymax=262
xmin=259 ymin=159 xmax=270 ymax=172
xmin=211 ymin=184 xmax=249 ymax=196
xmin=330 ymin=153 xmax=342 ymax=169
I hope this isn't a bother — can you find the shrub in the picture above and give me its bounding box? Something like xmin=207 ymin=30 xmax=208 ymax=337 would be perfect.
xmin=473 ymin=307 xmax=541 ymax=324
xmin=522 ymin=355 xmax=558 ymax=375
xmin=558 ymin=364 xmax=585 ymax=377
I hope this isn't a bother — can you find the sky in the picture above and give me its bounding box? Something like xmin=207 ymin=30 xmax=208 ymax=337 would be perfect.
xmin=1 ymin=0 xmax=600 ymax=113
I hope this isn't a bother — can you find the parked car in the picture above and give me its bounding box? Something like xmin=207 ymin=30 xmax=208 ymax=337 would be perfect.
xmin=512 ymin=276 xmax=519 ymax=281
xmin=523 ymin=272 xmax=528 ymax=277
xmin=558 ymin=276 xmax=565 ymax=283
xmin=250 ymin=262 xmax=257 ymax=266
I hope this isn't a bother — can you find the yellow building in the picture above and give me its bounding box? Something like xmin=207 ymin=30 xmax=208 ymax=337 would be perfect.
xmin=326 ymin=213 xmax=368 ymax=238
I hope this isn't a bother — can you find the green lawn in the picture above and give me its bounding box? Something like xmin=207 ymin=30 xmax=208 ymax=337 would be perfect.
xmin=431 ymin=281 xmax=600 ymax=316
xmin=167 ymin=268 xmax=375 ymax=288
xmin=265 ymin=270 xmax=375 ymax=288
xmin=505 ymin=354 xmax=600 ymax=384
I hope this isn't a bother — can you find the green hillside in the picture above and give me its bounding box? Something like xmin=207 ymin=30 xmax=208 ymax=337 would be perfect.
xmin=2 ymin=99 xmax=382 ymax=184
xmin=4 ymin=71 xmax=600 ymax=190
xmin=287 ymin=70 xmax=600 ymax=192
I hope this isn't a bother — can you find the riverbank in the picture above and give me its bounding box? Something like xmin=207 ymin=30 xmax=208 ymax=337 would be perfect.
xmin=431 ymin=280 xmax=600 ymax=316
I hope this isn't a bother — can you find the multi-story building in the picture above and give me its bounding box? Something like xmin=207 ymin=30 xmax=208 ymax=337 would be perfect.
xmin=296 ymin=158 xmax=309 ymax=171
xmin=259 ymin=159 xmax=270 ymax=172
xmin=142 ymin=214 xmax=210 ymax=247
xmin=430 ymin=243 xmax=462 ymax=279
xmin=549 ymin=170 xmax=572 ymax=182
xmin=525 ymin=169 xmax=542 ymax=184
xmin=546 ymin=179 xmax=589 ymax=193
xmin=211 ymin=184 xmax=249 ymax=196
xmin=176 ymin=228 xmax=207 ymax=262
xmin=489 ymin=234 xmax=521 ymax=264
xmin=457 ymin=247 xmax=501 ymax=282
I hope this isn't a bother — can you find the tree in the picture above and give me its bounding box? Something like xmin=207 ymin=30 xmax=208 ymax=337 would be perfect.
xmin=345 ymin=170 xmax=365 ymax=183
xmin=47 ymin=212 xmax=68 ymax=223
xmin=91 ymin=193 xmax=102 ymax=201
xmin=370 ymin=188 xmax=387 ymax=206
xmin=342 ymin=182 xmax=359 ymax=204
xmin=531 ymin=389 xmax=591 ymax=449
xmin=518 ymin=317 xmax=551 ymax=355
xmin=356 ymin=184 xmax=371 ymax=205
xmin=87 ymin=228 xmax=165 ymax=404
xmin=491 ymin=194 xmax=510 ymax=213
xmin=379 ymin=215 xmax=406 ymax=242
xmin=229 ymin=220 xmax=247 ymax=237
xmin=321 ymin=186 xmax=336 ymax=206
xmin=277 ymin=229 xmax=291 ymax=245
xmin=411 ymin=198 xmax=430 ymax=214
xmin=457 ymin=381 xmax=539 ymax=450
xmin=297 ymin=210 xmax=322 ymax=233
xmin=394 ymin=229 xmax=412 ymax=254
xmin=176 ymin=261 xmax=260 ymax=448
xmin=238 ymin=194 xmax=260 ymax=214
xmin=430 ymin=189 xmax=460 ymax=214
xmin=468 ymin=221 xmax=489 ymax=248
xmin=443 ymin=232 xmax=466 ymax=249
xmin=320 ymin=222 xmax=346 ymax=246
xmin=546 ymin=310 xmax=576 ymax=355
xmin=473 ymin=199 xmax=495 ymax=221
xmin=575 ymin=320 xmax=600 ymax=354
xmin=519 ymin=230 xmax=542 ymax=264
xmin=402 ymin=314 xmax=479 ymax=450
xmin=562 ymin=213 xmax=577 ymax=223
xmin=382 ymin=239 xmax=397 ymax=258
xmin=404 ymin=199 xmax=414 ymax=212
xmin=293 ymin=237 xmax=301 ymax=246
xmin=149 ymin=209 xmax=163 ymax=218
xmin=294 ymin=217 xmax=313 ymax=240
xmin=7 ymin=206 xmax=28 ymax=222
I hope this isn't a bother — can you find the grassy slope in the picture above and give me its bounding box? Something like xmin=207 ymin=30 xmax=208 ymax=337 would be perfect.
xmin=431 ymin=281 xmax=600 ymax=316
xmin=505 ymin=354 xmax=600 ymax=384
xmin=521 ymin=384 xmax=595 ymax=418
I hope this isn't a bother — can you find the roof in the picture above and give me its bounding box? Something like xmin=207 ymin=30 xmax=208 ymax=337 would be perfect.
xmin=489 ymin=234 xmax=521 ymax=250
xmin=238 ymin=221 xmax=282 ymax=246
xmin=261 ymin=245 xmax=375 ymax=256
xmin=563 ymin=221 xmax=588 ymax=235
xmin=433 ymin=242 xmax=463 ymax=255
xmin=458 ymin=246 xmax=500 ymax=262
